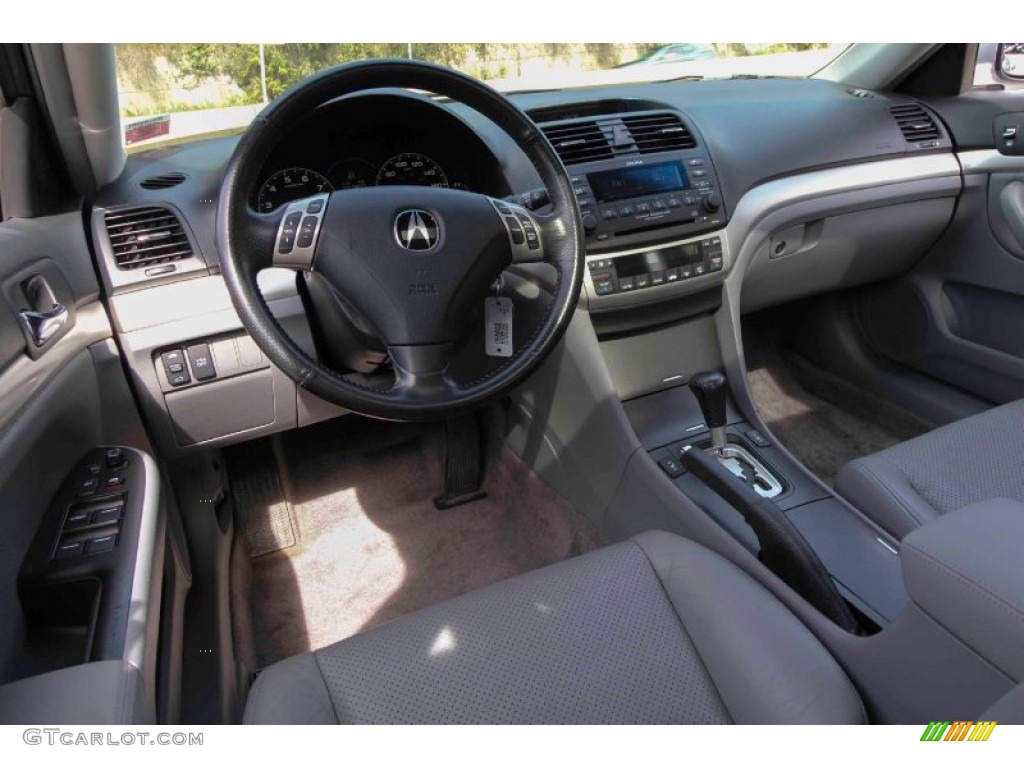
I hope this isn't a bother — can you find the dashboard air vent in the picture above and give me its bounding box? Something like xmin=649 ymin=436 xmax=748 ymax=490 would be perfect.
xmin=623 ymin=113 xmax=697 ymax=153
xmin=139 ymin=172 xmax=187 ymax=190
xmin=540 ymin=121 xmax=613 ymax=164
xmin=104 ymin=206 xmax=194 ymax=270
xmin=890 ymin=104 xmax=941 ymax=143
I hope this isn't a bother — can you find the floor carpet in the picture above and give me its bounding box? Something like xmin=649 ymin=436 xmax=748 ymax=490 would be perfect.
xmin=744 ymin=330 xmax=934 ymax=486
xmin=228 ymin=417 xmax=597 ymax=669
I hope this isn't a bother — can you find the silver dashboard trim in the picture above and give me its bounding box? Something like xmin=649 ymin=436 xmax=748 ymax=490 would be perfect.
xmin=958 ymin=149 xmax=1024 ymax=175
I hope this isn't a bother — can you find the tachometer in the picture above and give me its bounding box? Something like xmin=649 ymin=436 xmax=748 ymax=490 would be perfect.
xmin=376 ymin=153 xmax=449 ymax=188
xmin=257 ymin=168 xmax=333 ymax=212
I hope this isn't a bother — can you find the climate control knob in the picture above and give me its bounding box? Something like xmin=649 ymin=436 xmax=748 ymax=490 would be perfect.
xmin=702 ymin=193 xmax=722 ymax=213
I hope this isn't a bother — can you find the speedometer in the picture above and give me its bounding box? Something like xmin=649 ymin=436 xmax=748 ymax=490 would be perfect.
xmin=257 ymin=168 xmax=333 ymax=212
xmin=376 ymin=153 xmax=449 ymax=188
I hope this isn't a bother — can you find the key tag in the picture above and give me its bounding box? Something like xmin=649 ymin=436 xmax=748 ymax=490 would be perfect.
xmin=485 ymin=279 xmax=513 ymax=358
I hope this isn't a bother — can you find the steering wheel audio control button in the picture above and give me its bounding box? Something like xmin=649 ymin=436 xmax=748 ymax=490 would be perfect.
xmin=504 ymin=217 xmax=525 ymax=245
xmin=491 ymin=198 xmax=543 ymax=263
xmin=278 ymin=211 xmax=302 ymax=254
xmin=273 ymin=193 xmax=329 ymax=270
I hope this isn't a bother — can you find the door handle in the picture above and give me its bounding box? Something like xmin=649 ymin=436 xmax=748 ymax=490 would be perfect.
xmin=18 ymin=303 xmax=68 ymax=347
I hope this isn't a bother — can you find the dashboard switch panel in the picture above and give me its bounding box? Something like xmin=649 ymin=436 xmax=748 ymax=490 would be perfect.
xmin=186 ymin=343 xmax=217 ymax=381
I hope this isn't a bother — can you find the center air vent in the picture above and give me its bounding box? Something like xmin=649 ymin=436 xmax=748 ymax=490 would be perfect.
xmin=890 ymin=104 xmax=941 ymax=143
xmin=104 ymin=206 xmax=194 ymax=270
xmin=623 ymin=113 xmax=696 ymax=153
xmin=541 ymin=121 xmax=613 ymax=164
xmin=139 ymin=172 xmax=187 ymax=190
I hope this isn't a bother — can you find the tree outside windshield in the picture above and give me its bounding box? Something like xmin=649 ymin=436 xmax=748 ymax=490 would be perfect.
xmin=116 ymin=43 xmax=845 ymax=150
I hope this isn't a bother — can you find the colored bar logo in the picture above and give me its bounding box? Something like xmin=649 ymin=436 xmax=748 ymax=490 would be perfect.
xmin=920 ymin=721 xmax=997 ymax=741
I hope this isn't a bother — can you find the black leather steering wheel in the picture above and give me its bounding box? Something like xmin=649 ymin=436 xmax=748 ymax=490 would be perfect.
xmin=217 ymin=60 xmax=583 ymax=421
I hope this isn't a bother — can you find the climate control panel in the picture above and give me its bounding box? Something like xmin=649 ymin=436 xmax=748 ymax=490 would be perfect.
xmin=586 ymin=236 xmax=724 ymax=298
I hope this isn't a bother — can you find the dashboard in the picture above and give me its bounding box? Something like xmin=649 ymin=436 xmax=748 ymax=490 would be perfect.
xmin=251 ymin=92 xmax=508 ymax=212
xmin=90 ymin=77 xmax=965 ymax=455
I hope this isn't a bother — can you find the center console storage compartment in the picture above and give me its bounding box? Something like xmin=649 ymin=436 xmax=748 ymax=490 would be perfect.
xmin=900 ymin=498 xmax=1024 ymax=682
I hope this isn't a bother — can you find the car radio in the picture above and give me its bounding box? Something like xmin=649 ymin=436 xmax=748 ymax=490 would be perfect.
xmin=511 ymin=150 xmax=725 ymax=247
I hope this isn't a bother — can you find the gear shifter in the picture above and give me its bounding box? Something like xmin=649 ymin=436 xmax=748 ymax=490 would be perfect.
xmin=689 ymin=371 xmax=729 ymax=452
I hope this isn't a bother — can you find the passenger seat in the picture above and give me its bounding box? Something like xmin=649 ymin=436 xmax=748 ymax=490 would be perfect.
xmin=835 ymin=399 xmax=1024 ymax=538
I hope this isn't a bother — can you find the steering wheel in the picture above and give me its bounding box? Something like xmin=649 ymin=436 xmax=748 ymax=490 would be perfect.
xmin=217 ymin=60 xmax=584 ymax=421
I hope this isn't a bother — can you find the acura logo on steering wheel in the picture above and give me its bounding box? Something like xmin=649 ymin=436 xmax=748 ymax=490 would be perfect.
xmin=394 ymin=209 xmax=440 ymax=251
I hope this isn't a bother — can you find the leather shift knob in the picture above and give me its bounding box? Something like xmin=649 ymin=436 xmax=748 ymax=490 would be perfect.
xmin=689 ymin=371 xmax=728 ymax=429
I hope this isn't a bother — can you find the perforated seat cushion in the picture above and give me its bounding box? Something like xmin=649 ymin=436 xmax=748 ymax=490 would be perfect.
xmin=244 ymin=531 xmax=864 ymax=724
xmin=836 ymin=399 xmax=1024 ymax=538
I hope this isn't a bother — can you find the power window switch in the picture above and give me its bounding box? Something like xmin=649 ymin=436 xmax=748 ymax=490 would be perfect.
xmin=93 ymin=505 xmax=123 ymax=526
xmin=104 ymin=474 xmax=125 ymax=489
xmin=65 ymin=511 xmax=93 ymax=531
xmin=87 ymin=535 xmax=117 ymax=554
xmin=55 ymin=540 xmax=85 ymax=560
xmin=185 ymin=343 xmax=217 ymax=381
xmin=77 ymin=477 xmax=99 ymax=497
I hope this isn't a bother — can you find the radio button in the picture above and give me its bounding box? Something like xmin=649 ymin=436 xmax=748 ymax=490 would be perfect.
xmin=636 ymin=203 xmax=651 ymax=215
xmin=619 ymin=277 xmax=635 ymax=291
xmin=601 ymin=209 xmax=617 ymax=221
xmin=667 ymin=197 xmax=682 ymax=208
xmin=635 ymin=275 xmax=650 ymax=288
xmin=691 ymin=169 xmax=707 ymax=178
xmin=618 ymin=205 xmax=635 ymax=217
xmin=666 ymin=268 xmax=680 ymax=281
xmin=651 ymin=271 xmax=666 ymax=285
xmin=687 ymin=158 xmax=704 ymax=167
xmin=652 ymin=200 xmax=667 ymax=211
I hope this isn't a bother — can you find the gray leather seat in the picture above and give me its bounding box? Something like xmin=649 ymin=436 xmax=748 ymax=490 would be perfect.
xmin=836 ymin=399 xmax=1024 ymax=538
xmin=245 ymin=531 xmax=864 ymax=724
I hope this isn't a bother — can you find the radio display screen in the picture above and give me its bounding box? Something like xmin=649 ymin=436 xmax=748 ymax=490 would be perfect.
xmin=587 ymin=161 xmax=689 ymax=203
xmin=613 ymin=243 xmax=703 ymax=278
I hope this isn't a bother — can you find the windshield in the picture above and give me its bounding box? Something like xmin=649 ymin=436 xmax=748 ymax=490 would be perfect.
xmin=116 ymin=43 xmax=848 ymax=150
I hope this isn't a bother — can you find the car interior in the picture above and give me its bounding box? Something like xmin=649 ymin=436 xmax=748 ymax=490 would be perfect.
xmin=0 ymin=42 xmax=1023 ymax=725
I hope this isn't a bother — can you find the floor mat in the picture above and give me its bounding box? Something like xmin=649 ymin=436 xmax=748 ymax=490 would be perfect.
xmin=744 ymin=331 xmax=934 ymax=486
xmin=231 ymin=417 xmax=598 ymax=669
